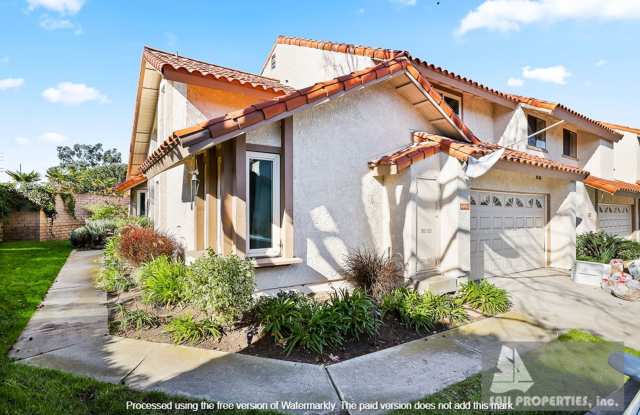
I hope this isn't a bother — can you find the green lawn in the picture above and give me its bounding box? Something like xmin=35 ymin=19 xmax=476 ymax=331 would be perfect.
xmin=390 ymin=329 xmax=637 ymax=415
xmin=0 ymin=240 xmax=272 ymax=415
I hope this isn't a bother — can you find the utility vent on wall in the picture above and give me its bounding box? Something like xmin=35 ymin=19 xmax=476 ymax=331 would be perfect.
xmin=270 ymin=54 xmax=276 ymax=70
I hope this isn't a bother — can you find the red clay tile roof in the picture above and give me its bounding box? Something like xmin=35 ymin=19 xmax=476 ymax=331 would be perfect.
xmin=370 ymin=132 xmax=589 ymax=177
xmin=276 ymin=36 xmax=621 ymax=140
xmin=584 ymin=175 xmax=640 ymax=194
xmin=276 ymin=36 xmax=519 ymax=105
xmin=140 ymin=56 xmax=481 ymax=173
xmin=505 ymin=94 xmax=620 ymax=139
xmin=144 ymin=46 xmax=293 ymax=94
xmin=600 ymin=121 xmax=640 ymax=135
xmin=114 ymin=174 xmax=146 ymax=192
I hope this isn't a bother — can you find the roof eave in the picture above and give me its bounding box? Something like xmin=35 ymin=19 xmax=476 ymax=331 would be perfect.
xmin=551 ymin=107 xmax=623 ymax=142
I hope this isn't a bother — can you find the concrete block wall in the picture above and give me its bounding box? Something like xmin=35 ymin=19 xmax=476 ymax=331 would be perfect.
xmin=2 ymin=193 xmax=129 ymax=241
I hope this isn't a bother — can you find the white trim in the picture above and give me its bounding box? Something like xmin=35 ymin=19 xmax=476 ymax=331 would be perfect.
xmin=246 ymin=151 xmax=281 ymax=257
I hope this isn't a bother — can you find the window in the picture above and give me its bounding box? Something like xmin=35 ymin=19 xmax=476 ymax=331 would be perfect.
xmin=246 ymin=152 xmax=280 ymax=257
xmin=563 ymin=129 xmax=577 ymax=158
xmin=136 ymin=191 xmax=147 ymax=217
xmin=436 ymin=89 xmax=462 ymax=117
xmin=270 ymin=53 xmax=276 ymax=70
xmin=527 ymin=115 xmax=547 ymax=150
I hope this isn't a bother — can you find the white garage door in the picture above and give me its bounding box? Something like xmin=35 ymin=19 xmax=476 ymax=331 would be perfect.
xmin=471 ymin=191 xmax=546 ymax=279
xmin=598 ymin=204 xmax=632 ymax=237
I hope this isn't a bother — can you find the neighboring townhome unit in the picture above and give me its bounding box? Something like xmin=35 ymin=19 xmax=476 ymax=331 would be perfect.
xmin=499 ymin=96 xmax=640 ymax=241
xmin=595 ymin=122 xmax=640 ymax=240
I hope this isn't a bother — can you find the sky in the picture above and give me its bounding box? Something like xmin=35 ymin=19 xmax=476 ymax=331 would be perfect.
xmin=1 ymin=0 xmax=639 ymax=180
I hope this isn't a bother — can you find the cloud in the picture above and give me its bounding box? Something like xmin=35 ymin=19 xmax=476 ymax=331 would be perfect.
xmin=42 ymin=82 xmax=108 ymax=104
xmin=390 ymin=0 xmax=417 ymax=6
xmin=39 ymin=15 xmax=82 ymax=34
xmin=507 ymin=77 xmax=524 ymax=87
xmin=356 ymin=8 xmax=365 ymax=15
xmin=0 ymin=78 xmax=24 ymax=90
xmin=595 ymin=59 xmax=608 ymax=67
xmin=39 ymin=132 xmax=68 ymax=144
xmin=27 ymin=0 xmax=84 ymax=15
xmin=522 ymin=65 xmax=570 ymax=85
xmin=456 ymin=0 xmax=640 ymax=36
xmin=15 ymin=137 xmax=31 ymax=145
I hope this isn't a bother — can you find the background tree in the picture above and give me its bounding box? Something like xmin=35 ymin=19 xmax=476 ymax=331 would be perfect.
xmin=47 ymin=143 xmax=126 ymax=195
xmin=56 ymin=143 xmax=122 ymax=169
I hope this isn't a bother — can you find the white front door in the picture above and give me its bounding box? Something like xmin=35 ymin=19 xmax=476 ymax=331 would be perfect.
xmin=470 ymin=190 xmax=546 ymax=279
xmin=598 ymin=204 xmax=632 ymax=237
xmin=416 ymin=178 xmax=440 ymax=275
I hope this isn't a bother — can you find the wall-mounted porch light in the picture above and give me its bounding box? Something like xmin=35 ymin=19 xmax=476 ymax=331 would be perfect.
xmin=191 ymin=168 xmax=200 ymax=204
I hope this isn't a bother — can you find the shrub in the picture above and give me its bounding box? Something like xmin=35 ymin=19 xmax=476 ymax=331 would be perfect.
xmin=328 ymin=289 xmax=380 ymax=340
xmin=114 ymin=304 xmax=160 ymax=331
xmin=343 ymin=248 xmax=404 ymax=301
xmin=422 ymin=292 xmax=468 ymax=324
xmin=96 ymin=265 xmax=134 ymax=292
xmin=380 ymin=288 xmax=439 ymax=332
xmin=118 ymin=226 xmax=178 ymax=266
xmin=284 ymin=301 xmax=345 ymax=355
xmin=70 ymin=226 xmax=91 ymax=248
xmin=576 ymin=231 xmax=640 ymax=263
xmin=460 ymin=280 xmax=510 ymax=315
xmin=256 ymin=291 xmax=346 ymax=355
xmin=116 ymin=215 xmax=153 ymax=229
xmin=255 ymin=291 xmax=311 ymax=344
xmin=138 ymin=256 xmax=187 ymax=306
xmin=164 ymin=315 xmax=222 ymax=344
xmin=256 ymin=289 xmax=381 ymax=355
xmin=103 ymin=234 xmax=122 ymax=269
xmin=87 ymin=202 xmax=128 ymax=220
xmin=70 ymin=219 xmax=119 ymax=249
xmin=184 ymin=250 xmax=255 ymax=326
xmin=85 ymin=219 xmax=119 ymax=245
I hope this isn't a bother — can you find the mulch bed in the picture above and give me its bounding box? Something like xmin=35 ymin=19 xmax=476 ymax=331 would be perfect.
xmin=109 ymin=291 xmax=485 ymax=365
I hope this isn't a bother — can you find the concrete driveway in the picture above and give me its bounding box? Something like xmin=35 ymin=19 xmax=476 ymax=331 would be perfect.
xmin=490 ymin=268 xmax=640 ymax=349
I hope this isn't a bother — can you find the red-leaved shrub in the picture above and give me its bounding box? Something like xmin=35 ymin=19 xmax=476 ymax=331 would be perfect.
xmin=118 ymin=226 xmax=178 ymax=266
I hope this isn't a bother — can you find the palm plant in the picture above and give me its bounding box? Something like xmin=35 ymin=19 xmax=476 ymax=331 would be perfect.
xmin=6 ymin=169 xmax=40 ymax=184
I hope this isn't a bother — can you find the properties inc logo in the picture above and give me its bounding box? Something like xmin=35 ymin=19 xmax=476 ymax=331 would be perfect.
xmin=489 ymin=345 xmax=534 ymax=393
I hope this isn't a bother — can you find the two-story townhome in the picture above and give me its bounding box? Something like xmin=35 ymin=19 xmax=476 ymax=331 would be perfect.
xmin=260 ymin=36 xmax=632 ymax=284
xmin=601 ymin=122 xmax=640 ymax=240
xmin=116 ymin=36 xmax=636 ymax=295
xmin=493 ymin=96 xmax=640 ymax=241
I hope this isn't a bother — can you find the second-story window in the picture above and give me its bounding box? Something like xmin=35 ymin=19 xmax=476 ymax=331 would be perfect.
xmin=527 ymin=114 xmax=547 ymax=150
xmin=563 ymin=128 xmax=577 ymax=158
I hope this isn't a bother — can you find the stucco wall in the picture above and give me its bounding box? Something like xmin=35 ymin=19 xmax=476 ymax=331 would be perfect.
xmin=261 ymin=43 xmax=376 ymax=89
xmin=150 ymin=80 xmax=207 ymax=251
xmin=613 ymin=131 xmax=640 ymax=182
xmin=253 ymin=81 xmax=437 ymax=290
xmin=580 ymin=134 xmax=614 ymax=177
xmin=472 ymin=166 xmax=577 ymax=270
xmin=461 ymin=93 xmax=496 ymax=141
xmin=187 ymin=84 xmax=278 ymax=120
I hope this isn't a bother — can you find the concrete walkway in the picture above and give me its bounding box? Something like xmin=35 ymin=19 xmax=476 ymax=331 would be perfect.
xmin=10 ymin=250 xmax=557 ymax=413
xmin=490 ymin=268 xmax=640 ymax=349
